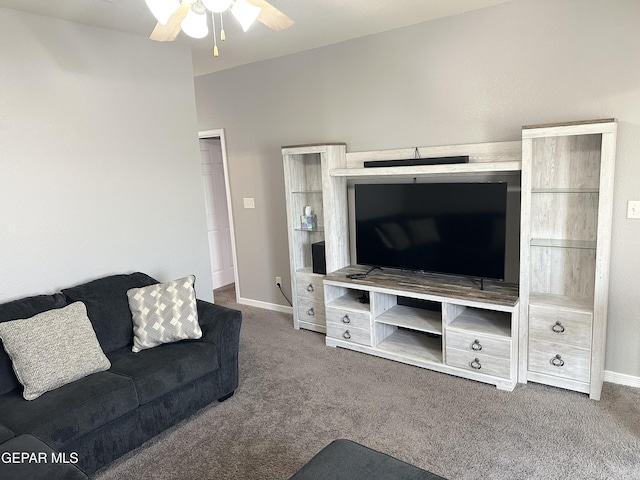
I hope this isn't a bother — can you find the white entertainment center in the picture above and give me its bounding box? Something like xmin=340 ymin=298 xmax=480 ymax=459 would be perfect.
xmin=282 ymin=119 xmax=616 ymax=400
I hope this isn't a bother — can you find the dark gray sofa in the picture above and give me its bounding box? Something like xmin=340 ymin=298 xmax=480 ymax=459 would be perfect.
xmin=0 ymin=272 xmax=242 ymax=477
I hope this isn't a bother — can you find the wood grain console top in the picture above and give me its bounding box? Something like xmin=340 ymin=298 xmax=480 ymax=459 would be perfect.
xmin=324 ymin=266 xmax=519 ymax=308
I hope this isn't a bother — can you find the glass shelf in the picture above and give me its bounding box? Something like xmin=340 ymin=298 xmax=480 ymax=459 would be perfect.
xmin=291 ymin=190 xmax=323 ymax=194
xmin=531 ymin=188 xmax=599 ymax=194
xmin=294 ymin=227 xmax=324 ymax=232
xmin=530 ymin=238 xmax=596 ymax=250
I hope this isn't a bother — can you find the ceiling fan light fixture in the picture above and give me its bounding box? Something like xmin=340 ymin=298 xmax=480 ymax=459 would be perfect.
xmin=145 ymin=0 xmax=181 ymax=25
xmin=231 ymin=0 xmax=262 ymax=32
xmin=201 ymin=0 xmax=233 ymax=14
xmin=181 ymin=7 xmax=209 ymax=39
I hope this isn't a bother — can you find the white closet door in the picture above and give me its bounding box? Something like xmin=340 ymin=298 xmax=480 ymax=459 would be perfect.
xmin=200 ymin=138 xmax=234 ymax=289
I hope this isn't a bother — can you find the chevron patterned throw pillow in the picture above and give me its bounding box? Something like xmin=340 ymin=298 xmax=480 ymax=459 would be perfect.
xmin=127 ymin=275 xmax=202 ymax=353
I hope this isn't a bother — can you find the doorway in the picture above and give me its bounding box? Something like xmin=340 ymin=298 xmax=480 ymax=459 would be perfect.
xmin=198 ymin=129 xmax=238 ymax=300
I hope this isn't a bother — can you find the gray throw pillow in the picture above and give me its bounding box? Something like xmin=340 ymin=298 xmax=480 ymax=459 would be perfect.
xmin=127 ymin=275 xmax=202 ymax=353
xmin=0 ymin=302 xmax=111 ymax=400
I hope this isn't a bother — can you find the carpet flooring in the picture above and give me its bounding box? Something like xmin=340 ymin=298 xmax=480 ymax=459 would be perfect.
xmin=95 ymin=284 xmax=640 ymax=479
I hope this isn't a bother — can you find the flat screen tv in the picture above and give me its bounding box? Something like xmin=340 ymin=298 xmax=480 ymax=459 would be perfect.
xmin=355 ymin=182 xmax=507 ymax=280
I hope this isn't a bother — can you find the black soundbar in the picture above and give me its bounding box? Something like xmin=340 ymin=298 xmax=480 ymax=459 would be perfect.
xmin=364 ymin=155 xmax=469 ymax=168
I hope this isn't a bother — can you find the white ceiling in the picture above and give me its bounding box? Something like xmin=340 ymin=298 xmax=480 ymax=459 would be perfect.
xmin=0 ymin=0 xmax=511 ymax=76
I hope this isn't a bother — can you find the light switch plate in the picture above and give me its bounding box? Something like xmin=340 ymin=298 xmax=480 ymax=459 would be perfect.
xmin=627 ymin=201 xmax=640 ymax=219
xmin=243 ymin=197 xmax=255 ymax=209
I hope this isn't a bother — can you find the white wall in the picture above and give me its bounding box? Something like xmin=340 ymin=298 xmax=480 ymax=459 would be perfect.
xmin=194 ymin=0 xmax=640 ymax=377
xmin=0 ymin=8 xmax=213 ymax=302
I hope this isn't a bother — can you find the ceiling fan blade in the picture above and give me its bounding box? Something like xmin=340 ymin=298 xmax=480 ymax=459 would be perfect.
xmin=247 ymin=0 xmax=294 ymax=31
xmin=149 ymin=3 xmax=191 ymax=42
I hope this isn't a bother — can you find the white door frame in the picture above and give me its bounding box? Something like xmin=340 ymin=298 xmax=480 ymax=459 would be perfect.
xmin=198 ymin=128 xmax=240 ymax=303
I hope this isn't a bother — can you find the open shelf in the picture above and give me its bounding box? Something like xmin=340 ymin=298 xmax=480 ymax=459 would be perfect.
xmin=326 ymin=291 xmax=370 ymax=312
xmin=376 ymin=329 xmax=442 ymax=364
xmin=529 ymin=292 xmax=594 ymax=314
xmin=296 ymin=266 xmax=325 ymax=278
xmin=448 ymin=307 xmax=511 ymax=338
xmin=375 ymin=305 xmax=442 ymax=335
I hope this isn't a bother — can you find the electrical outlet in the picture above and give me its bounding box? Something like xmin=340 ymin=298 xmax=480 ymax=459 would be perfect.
xmin=243 ymin=197 xmax=255 ymax=209
xmin=275 ymin=276 xmax=282 ymax=286
xmin=627 ymin=201 xmax=640 ymax=219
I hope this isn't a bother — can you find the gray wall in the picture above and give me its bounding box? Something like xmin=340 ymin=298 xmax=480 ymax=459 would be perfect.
xmin=194 ymin=0 xmax=640 ymax=377
xmin=0 ymin=8 xmax=214 ymax=302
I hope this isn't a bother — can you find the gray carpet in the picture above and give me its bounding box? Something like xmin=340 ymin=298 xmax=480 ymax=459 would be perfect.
xmin=95 ymin=284 xmax=640 ymax=479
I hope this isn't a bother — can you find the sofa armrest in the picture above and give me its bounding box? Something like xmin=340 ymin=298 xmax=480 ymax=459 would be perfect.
xmin=196 ymin=300 xmax=242 ymax=397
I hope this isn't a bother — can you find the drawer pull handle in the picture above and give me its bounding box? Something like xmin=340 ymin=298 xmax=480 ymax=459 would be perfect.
xmin=551 ymin=354 xmax=565 ymax=367
xmin=306 ymin=307 xmax=315 ymax=317
xmin=342 ymin=315 xmax=351 ymax=324
xmin=551 ymin=321 xmax=565 ymax=334
xmin=307 ymin=284 xmax=314 ymax=293
xmin=470 ymin=358 xmax=482 ymax=370
xmin=471 ymin=339 xmax=483 ymax=351
xmin=343 ymin=330 xmax=351 ymax=340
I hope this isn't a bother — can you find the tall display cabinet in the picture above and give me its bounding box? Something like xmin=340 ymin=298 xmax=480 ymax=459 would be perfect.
xmin=282 ymin=144 xmax=349 ymax=332
xmin=519 ymin=119 xmax=617 ymax=400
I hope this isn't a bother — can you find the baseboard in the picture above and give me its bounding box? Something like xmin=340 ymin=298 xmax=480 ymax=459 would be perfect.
xmin=604 ymin=370 xmax=640 ymax=388
xmin=237 ymin=296 xmax=293 ymax=315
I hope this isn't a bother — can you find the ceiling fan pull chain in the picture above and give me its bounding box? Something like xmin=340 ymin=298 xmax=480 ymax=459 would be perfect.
xmin=211 ymin=12 xmax=219 ymax=56
xmin=220 ymin=13 xmax=226 ymax=41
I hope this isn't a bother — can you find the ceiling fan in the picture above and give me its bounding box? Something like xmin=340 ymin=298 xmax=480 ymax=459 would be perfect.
xmin=146 ymin=0 xmax=293 ymax=48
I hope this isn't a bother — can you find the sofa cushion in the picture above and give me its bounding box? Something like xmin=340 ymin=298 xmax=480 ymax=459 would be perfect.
xmin=0 ymin=302 xmax=111 ymax=400
xmin=127 ymin=275 xmax=202 ymax=353
xmin=0 ymin=423 xmax=14 ymax=444
xmin=0 ymin=371 xmax=138 ymax=448
xmin=0 ymin=294 xmax=68 ymax=396
xmin=0 ymin=434 xmax=88 ymax=480
xmin=107 ymin=340 xmax=219 ymax=405
xmin=62 ymin=272 xmax=158 ymax=353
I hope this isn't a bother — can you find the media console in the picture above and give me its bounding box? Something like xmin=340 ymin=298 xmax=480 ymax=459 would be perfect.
xmin=282 ymin=122 xmax=616 ymax=399
xmin=323 ymin=266 xmax=519 ymax=391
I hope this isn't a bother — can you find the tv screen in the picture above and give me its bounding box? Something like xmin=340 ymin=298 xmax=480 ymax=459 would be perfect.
xmin=355 ymin=182 xmax=507 ymax=280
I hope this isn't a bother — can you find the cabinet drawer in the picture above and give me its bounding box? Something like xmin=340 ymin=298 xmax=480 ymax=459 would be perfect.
xmin=296 ymin=272 xmax=324 ymax=301
xmin=446 ymin=330 xmax=511 ymax=360
xmin=529 ymin=305 xmax=592 ymax=349
xmin=446 ymin=348 xmax=511 ymax=379
xmin=297 ymin=297 xmax=325 ymax=326
xmin=326 ymin=308 xmax=371 ymax=330
xmin=528 ymin=340 xmax=590 ymax=383
xmin=326 ymin=323 xmax=371 ymax=346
